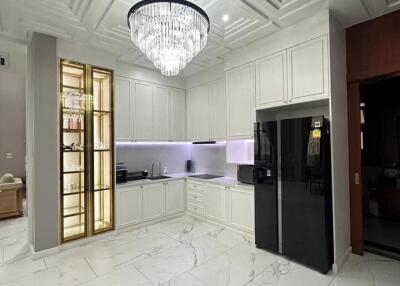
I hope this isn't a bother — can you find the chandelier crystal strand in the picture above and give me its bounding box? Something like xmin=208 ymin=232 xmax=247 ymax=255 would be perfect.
xmin=128 ymin=0 xmax=209 ymax=76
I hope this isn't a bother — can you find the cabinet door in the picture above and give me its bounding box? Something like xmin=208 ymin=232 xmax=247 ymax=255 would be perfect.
xmin=229 ymin=187 xmax=254 ymax=232
xmin=143 ymin=183 xmax=165 ymax=220
xmin=165 ymin=180 xmax=185 ymax=215
xmin=287 ymin=36 xmax=329 ymax=103
xmin=205 ymin=184 xmax=228 ymax=223
xmin=187 ymin=85 xmax=210 ymax=141
xmin=134 ymin=82 xmax=153 ymax=141
xmin=256 ymin=51 xmax=287 ymax=109
xmin=169 ymin=88 xmax=186 ymax=141
xmin=209 ymin=79 xmax=226 ymax=141
xmin=116 ymin=187 xmax=142 ymax=228
xmin=226 ymin=63 xmax=255 ymax=140
xmin=153 ymin=86 xmax=169 ymax=141
xmin=115 ymin=77 xmax=133 ymax=141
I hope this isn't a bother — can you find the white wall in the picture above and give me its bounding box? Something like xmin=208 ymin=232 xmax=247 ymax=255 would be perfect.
xmin=116 ymin=143 xmax=190 ymax=174
xmin=328 ymin=12 xmax=351 ymax=272
xmin=0 ymin=38 xmax=27 ymax=178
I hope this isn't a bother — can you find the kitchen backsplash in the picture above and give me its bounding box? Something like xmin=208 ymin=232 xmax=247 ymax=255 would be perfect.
xmin=116 ymin=142 xmax=237 ymax=177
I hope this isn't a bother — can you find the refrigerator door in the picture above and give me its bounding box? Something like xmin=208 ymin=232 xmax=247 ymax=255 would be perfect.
xmin=255 ymin=121 xmax=279 ymax=253
xmin=281 ymin=117 xmax=332 ymax=273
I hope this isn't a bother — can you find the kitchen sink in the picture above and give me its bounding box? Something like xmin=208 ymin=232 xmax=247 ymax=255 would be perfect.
xmin=148 ymin=176 xmax=171 ymax=180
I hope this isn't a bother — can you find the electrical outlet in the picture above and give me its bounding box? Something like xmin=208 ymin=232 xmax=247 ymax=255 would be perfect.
xmin=0 ymin=52 xmax=9 ymax=70
xmin=6 ymin=153 xmax=13 ymax=159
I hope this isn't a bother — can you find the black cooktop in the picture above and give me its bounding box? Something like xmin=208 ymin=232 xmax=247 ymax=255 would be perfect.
xmin=189 ymin=174 xmax=223 ymax=180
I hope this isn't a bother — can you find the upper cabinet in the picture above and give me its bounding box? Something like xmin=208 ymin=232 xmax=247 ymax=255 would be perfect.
xmin=187 ymin=84 xmax=210 ymax=141
xmin=134 ymin=81 xmax=153 ymax=141
xmin=287 ymin=36 xmax=329 ymax=103
xmin=169 ymin=88 xmax=186 ymax=141
xmin=115 ymin=78 xmax=185 ymax=142
xmin=186 ymin=78 xmax=226 ymax=141
xmin=255 ymin=35 xmax=328 ymax=110
xmin=152 ymin=85 xmax=169 ymax=141
xmin=115 ymin=76 xmax=133 ymax=141
xmin=226 ymin=63 xmax=255 ymax=140
xmin=209 ymin=79 xmax=227 ymax=140
xmin=256 ymin=51 xmax=287 ymax=109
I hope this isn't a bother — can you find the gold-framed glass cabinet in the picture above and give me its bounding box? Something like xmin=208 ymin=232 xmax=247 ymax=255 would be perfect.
xmin=60 ymin=59 xmax=114 ymax=243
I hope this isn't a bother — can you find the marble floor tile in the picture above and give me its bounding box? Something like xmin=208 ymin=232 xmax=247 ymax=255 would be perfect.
xmin=133 ymin=242 xmax=199 ymax=284
xmin=189 ymin=242 xmax=278 ymax=286
xmin=0 ymin=256 xmax=47 ymax=284
xmin=247 ymin=259 xmax=334 ymax=286
xmin=2 ymin=215 xmax=400 ymax=286
xmin=3 ymin=257 xmax=96 ymax=286
xmin=160 ymin=272 xmax=206 ymax=286
xmin=85 ymin=232 xmax=180 ymax=276
xmin=80 ymin=264 xmax=152 ymax=286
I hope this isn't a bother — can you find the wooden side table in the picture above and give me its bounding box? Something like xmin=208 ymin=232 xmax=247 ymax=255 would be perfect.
xmin=0 ymin=178 xmax=23 ymax=219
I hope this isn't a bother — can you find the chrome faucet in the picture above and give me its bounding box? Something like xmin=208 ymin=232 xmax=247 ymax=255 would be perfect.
xmin=151 ymin=162 xmax=156 ymax=178
xmin=158 ymin=162 xmax=162 ymax=176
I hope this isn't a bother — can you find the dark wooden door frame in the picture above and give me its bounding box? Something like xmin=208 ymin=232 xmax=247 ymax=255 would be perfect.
xmin=347 ymin=81 xmax=363 ymax=255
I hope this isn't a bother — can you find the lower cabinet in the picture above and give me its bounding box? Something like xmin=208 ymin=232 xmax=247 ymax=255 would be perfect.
xmin=204 ymin=184 xmax=228 ymax=223
xmin=143 ymin=183 xmax=165 ymax=221
xmin=116 ymin=186 xmax=143 ymax=228
xmin=165 ymin=180 xmax=185 ymax=215
xmin=116 ymin=179 xmax=185 ymax=229
xmin=187 ymin=180 xmax=255 ymax=234
xmin=229 ymin=187 xmax=255 ymax=232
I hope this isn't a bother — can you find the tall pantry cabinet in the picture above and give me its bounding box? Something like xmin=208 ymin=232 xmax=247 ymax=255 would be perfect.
xmin=60 ymin=59 xmax=114 ymax=242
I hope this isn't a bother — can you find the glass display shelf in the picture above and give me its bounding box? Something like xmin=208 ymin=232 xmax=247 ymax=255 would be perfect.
xmin=61 ymin=84 xmax=85 ymax=91
xmin=94 ymin=185 xmax=110 ymax=192
xmin=63 ymin=128 xmax=85 ymax=133
xmin=63 ymin=107 xmax=85 ymax=114
xmin=63 ymin=223 xmax=85 ymax=241
xmin=63 ymin=206 xmax=85 ymax=218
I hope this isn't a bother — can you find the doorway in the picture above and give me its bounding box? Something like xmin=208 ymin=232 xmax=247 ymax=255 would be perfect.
xmin=359 ymin=75 xmax=400 ymax=258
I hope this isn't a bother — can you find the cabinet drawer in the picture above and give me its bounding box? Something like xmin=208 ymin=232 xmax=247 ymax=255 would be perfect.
xmin=187 ymin=181 xmax=206 ymax=190
xmin=187 ymin=192 xmax=203 ymax=203
xmin=187 ymin=203 xmax=204 ymax=216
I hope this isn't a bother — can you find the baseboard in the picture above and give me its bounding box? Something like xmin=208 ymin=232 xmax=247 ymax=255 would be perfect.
xmin=31 ymin=245 xmax=60 ymax=260
xmin=115 ymin=212 xmax=185 ymax=234
xmin=333 ymin=246 xmax=352 ymax=274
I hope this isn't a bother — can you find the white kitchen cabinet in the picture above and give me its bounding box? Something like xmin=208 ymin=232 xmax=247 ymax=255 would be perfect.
xmin=287 ymin=35 xmax=329 ymax=103
xmin=209 ymin=79 xmax=227 ymax=140
xmin=115 ymin=77 xmax=133 ymax=141
xmin=256 ymin=51 xmax=287 ymax=109
xmin=169 ymin=88 xmax=186 ymax=141
xmin=229 ymin=187 xmax=254 ymax=232
xmin=153 ymin=85 xmax=169 ymax=141
xmin=116 ymin=186 xmax=142 ymax=228
xmin=204 ymin=184 xmax=228 ymax=223
xmin=226 ymin=63 xmax=255 ymax=140
xmin=134 ymin=81 xmax=153 ymax=141
xmin=143 ymin=183 xmax=165 ymax=221
xmin=165 ymin=180 xmax=185 ymax=215
xmin=187 ymin=85 xmax=210 ymax=141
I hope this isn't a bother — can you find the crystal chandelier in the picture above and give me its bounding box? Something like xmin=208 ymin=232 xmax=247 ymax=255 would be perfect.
xmin=128 ymin=0 xmax=210 ymax=76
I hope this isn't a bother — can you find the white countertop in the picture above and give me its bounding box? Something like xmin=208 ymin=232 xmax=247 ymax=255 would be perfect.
xmin=116 ymin=173 xmax=254 ymax=190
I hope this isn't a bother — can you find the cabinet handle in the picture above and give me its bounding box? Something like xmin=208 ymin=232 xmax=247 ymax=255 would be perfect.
xmin=194 ymin=207 xmax=197 ymax=210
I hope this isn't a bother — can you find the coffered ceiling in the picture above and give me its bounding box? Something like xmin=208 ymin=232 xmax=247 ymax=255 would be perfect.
xmin=0 ymin=0 xmax=399 ymax=77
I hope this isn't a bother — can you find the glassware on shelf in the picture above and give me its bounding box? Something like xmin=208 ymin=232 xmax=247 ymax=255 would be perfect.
xmin=63 ymin=91 xmax=86 ymax=109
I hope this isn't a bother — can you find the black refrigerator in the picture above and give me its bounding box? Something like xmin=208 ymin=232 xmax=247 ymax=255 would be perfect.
xmin=254 ymin=116 xmax=333 ymax=274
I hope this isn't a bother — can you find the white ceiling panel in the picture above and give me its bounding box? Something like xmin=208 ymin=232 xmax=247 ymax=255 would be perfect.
xmin=0 ymin=0 xmax=399 ymax=77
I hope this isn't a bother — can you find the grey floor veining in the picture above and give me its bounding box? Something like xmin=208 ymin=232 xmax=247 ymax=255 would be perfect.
xmin=1 ymin=215 xmax=400 ymax=285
